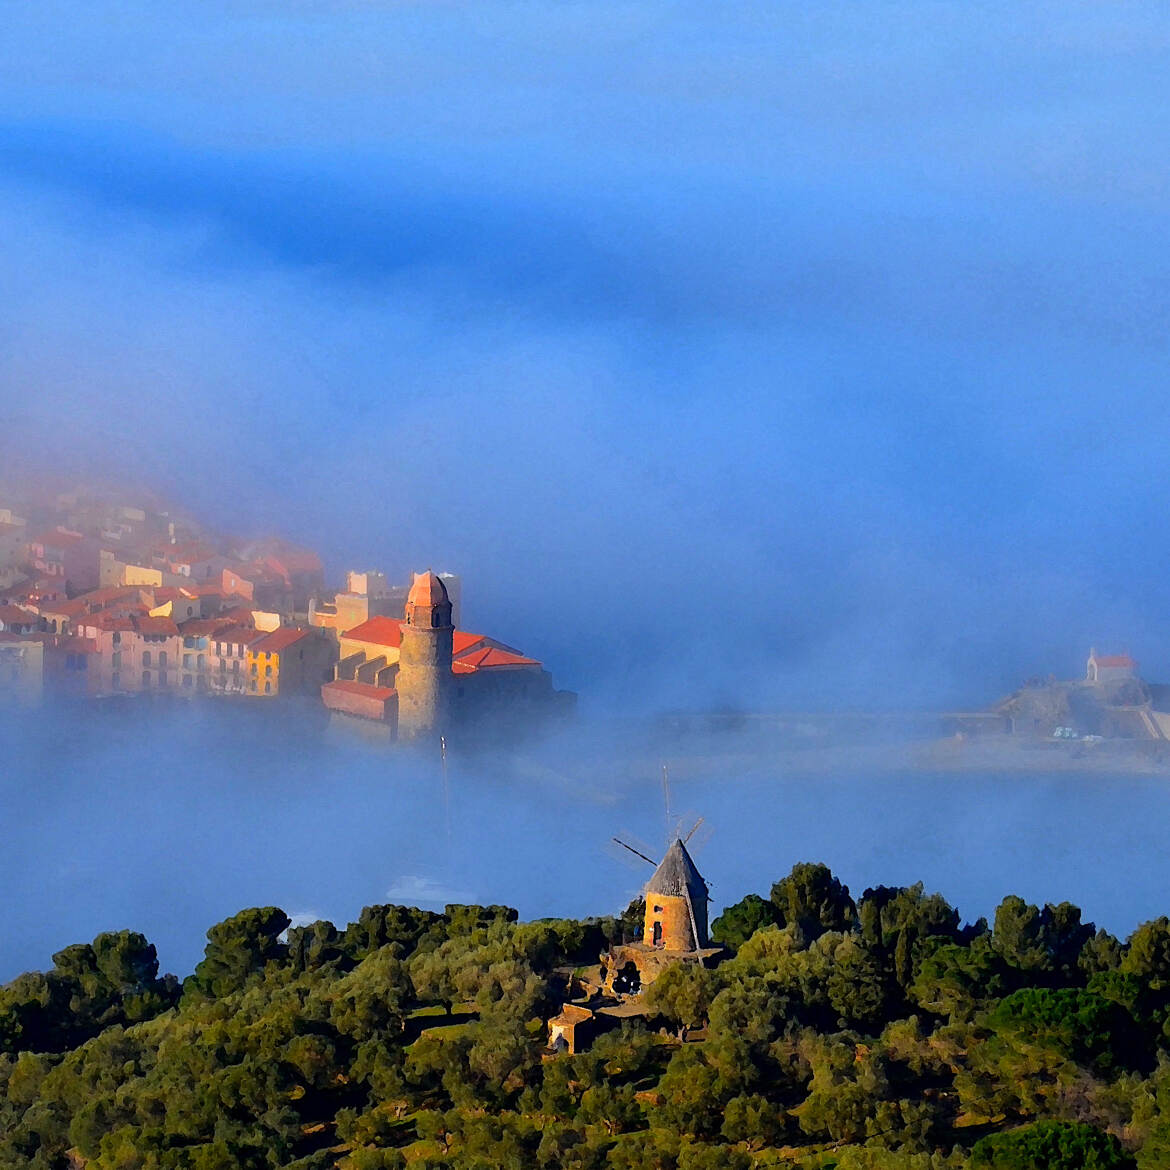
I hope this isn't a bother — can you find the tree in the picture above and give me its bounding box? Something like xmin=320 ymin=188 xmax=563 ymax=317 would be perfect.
xmin=858 ymin=883 xmax=961 ymax=992
xmin=328 ymin=947 xmax=412 ymax=1042
xmin=286 ymin=919 xmax=343 ymax=972
xmin=90 ymin=931 xmax=160 ymax=993
xmin=991 ymin=897 xmax=1094 ymax=983
xmin=711 ymin=894 xmax=782 ymax=949
xmin=654 ymin=1045 xmax=727 ymax=1139
xmin=720 ymin=1092 xmax=785 ymax=1148
xmin=911 ymin=937 xmax=1005 ymax=1021
xmin=444 ymin=903 xmax=518 ymax=935
xmin=770 ymin=863 xmax=856 ymax=943
xmin=1123 ymin=919 xmax=1170 ymax=993
xmin=341 ymin=903 xmax=444 ymax=962
xmin=971 ymin=1120 xmax=1136 ymax=1168
xmin=407 ymin=945 xmax=459 ymax=1016
xmin=645 ymin=962 xmax=717 ymax=1040
xmin=576 ymin=1081 xmax=641 ymax=1135
xmin=185 ymin=907 xmax=291 ymax=1000
xmin=987 ymin=987 xmax=1147 ymax=1075
xmin=824 ymin=934 xmax=890 ymax=1030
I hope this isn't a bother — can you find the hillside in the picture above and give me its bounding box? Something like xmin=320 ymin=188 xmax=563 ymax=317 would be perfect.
xmin=4 ymin=869 xmax=1170 ymax=1169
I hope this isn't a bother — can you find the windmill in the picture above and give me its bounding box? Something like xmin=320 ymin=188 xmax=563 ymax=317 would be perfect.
xmin=611 ymin=812 xmax=711 ymax=961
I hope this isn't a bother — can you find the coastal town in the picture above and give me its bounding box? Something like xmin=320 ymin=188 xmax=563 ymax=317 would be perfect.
xmin=0 ymin=484 xmax=574 ymax=741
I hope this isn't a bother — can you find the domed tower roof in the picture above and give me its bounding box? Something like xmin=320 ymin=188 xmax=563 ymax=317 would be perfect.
xmin=407 ymin=571 xmax=449 ymax=607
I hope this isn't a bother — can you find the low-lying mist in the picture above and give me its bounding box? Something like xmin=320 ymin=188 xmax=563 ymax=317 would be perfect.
xmin=3 ymin=701 xmax=1165 ymax=982
xmin=4 ymin=4 xmax=1170 ymax=716
xmin=4 ymin=4 xmax=1170 ymax=983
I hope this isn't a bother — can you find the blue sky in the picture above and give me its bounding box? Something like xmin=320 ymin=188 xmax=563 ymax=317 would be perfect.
xmin=3 ymin=2 xmax=1170 ymax=711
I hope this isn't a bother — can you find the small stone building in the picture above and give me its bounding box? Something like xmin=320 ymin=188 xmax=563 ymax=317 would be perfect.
xmin=547 ymin=1003 xmax=595 ymax=1055
xmin=1087 ymin=648 xmax=1138 ymax=684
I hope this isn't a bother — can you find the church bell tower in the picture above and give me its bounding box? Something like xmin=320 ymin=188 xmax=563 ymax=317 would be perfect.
xmin=396 ymin=570 xmax=454 ymax=740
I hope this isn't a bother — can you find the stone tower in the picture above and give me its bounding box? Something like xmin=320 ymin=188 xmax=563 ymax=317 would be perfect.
xmin=395 ymin=570 xmax=454 ymax=740
xmin=643 ymin=838 xmax=710 ymax=953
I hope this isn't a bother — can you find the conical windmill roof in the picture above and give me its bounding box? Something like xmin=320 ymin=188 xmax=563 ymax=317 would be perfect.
xmin=645 ymin=838 xmax=708 ymax=903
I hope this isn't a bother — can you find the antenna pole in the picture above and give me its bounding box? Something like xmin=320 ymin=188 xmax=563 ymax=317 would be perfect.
xmin=440 ymin=735 xmax=452 ymax=851
xmin=662 ymin=763 xmax=671 ymax=845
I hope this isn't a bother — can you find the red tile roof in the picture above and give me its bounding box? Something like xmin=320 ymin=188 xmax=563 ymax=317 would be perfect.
xmin=456 ymin=646 xmax=541 ymax=670
xmin=260 ymin=543 xmax=323 ymax=575
xmin=178 ymin=617 xmax=236 ymax=636
xmin=161 ymin=542 xmax=218 ymax=564
xmin=29 ymin=527 xmax=84 ymax=547
xmin=251 ymin=627 xmax=312 ymax=654
xmin=0 ymin=604 xmax=37 ymax=625
xmin=452 ymin=630 xmax=487 ymax=656
xmin=1094 ymin=653 xmax=1137 ymax=669
xmin=134 ymin=616 xmax=179 ymax=636
xmin=93 ymin=614 xmax=136 ymax=632
xmin=211 ymin=625 xmax=268 ymax=648
xmin=83 ymin=586 xmax=142 ymax=604
xmin=241 ymin=564 xmax=287 ymax=588
xmin=341 ymin=615 xmax=404 ymax=648
xmin=40 ymin=597 xmax=95 ymax=618
xmin=152 ymin=586 xmax=198 ymax=602
xmin=51 ymin=636 xmax=99 ymax=655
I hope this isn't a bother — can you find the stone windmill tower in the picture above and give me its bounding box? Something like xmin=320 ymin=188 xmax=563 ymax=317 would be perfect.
xmin=603 ymin=826 xmax=719 ymax=995
xmin=643 ymin=837 xmax=710 ymax=953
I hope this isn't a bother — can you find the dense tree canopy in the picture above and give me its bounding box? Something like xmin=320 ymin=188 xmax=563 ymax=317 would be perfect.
xmin=5 ymin=868 xmax=1170 ymax=1168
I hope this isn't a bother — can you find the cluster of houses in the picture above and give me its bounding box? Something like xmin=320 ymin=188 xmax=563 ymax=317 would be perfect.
xmin=0 ymin=490 xmax=572 ymax=741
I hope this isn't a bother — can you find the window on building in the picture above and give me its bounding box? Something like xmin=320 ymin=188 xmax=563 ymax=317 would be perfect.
xmin=112 ymin=631 xmax=121 ymax=645
xmin=265 ymin=665 xmax=272 ymax=676
xmin=197 ymin=654 xmax=204 ymax=670
xmin=183 ymin=654 xmax=192 ymax=668
xmin=142 ymin=651 xmax=152 ymax=667
xmin=142 ymin=670 xmax=151 ymax=687
xmin=182 ymin=675 xmax=192 ymax=688
xmin=264 ymin=681 xmax=271 ymax=694
xmin=159 ymin=651 xmax=168 ymax=668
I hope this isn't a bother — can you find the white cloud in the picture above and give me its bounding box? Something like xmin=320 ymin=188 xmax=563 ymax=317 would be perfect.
xmin=385 ymin=875 xmax=471 ymax=909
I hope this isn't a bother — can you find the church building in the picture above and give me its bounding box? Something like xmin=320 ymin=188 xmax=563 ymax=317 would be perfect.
xmin=321 ymin=570 xmax=572 ymax=740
